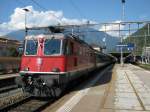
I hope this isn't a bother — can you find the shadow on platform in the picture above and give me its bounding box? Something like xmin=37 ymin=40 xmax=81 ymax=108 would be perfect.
xmin=66 ymin=64 xmax=114 ymax=94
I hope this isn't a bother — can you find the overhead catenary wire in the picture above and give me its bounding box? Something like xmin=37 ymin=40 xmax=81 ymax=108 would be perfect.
xmin=69 ymin=0 xmax=86 ymax=19
xmin=14 ymin=0 xmax=150 ymax=40
xmin=30 ymin=0 xmax=47 ymax=11
xmin=68 ymin=0 xmax=95 ymax=31
xmin=15 ymin=0 xmax=26 ymax=7
xmin=29 ymin=0 xmax=62 ymax=24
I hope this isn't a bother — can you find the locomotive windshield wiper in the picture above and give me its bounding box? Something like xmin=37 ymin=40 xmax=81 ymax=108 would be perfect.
xmin=33 ymin=39 xmax=37 ymax=45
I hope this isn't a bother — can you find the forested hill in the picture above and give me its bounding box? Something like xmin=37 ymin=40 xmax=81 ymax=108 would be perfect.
xmin=124 ymin=24 xmax=150 ymax=55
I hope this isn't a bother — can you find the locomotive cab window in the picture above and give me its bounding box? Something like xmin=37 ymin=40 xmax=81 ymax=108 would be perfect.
xmin=44 ymin=39 xmax=61 ymax=55
xmin=25 ymin=40 xmax=38 ymax=55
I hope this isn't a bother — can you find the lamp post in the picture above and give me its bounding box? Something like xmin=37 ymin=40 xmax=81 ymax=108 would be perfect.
xmin=122 ymin=0 xmax=125 ymax=20
xmin=22 ymin=8 xmax=29 ymax=36
xmin=120 ymin=0 xmax=125 ymax=66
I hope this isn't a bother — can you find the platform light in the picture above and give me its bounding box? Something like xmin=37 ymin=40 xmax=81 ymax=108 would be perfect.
xmin=122 ymin=0 xmax=125 ymax=3
xmin=22 ymin=8 xmax=30 ymax=36
xmin=24 ymin=67 xmax=29 ymax=71
xmin=22 ymin=8 xmax=30 ymax=12
xmin=120 ymin=0 xmax=126 ymax=66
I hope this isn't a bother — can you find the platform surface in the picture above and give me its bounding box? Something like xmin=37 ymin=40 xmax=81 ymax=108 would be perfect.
xmin=102 ymin=64 xmax=150 ymax=112
xmin=44 ymin=64 xmax=150 ymax=112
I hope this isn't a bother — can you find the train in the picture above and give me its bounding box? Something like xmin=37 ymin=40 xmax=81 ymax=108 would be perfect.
xmin=15 ymin=26 xmax=115 ymax=97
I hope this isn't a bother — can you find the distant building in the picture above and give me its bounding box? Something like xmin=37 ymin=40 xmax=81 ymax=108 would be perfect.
xmin=142 ymin=47 xmax=150 ymax=63
xmin=0 ymin=36 xmax=21 ymax=56
xmin=143 ymin=47 xmax=150 ymax=56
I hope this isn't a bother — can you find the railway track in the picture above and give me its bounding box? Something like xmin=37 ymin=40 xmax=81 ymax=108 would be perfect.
xmin=0 ymin=77 xmax=26 ymax=111
xmin=0 ymin=73 xmax=94 ymax=112
xmin=1 ymin=96 xmax=53 ymax=112
xmin=0 ymin=76 xmax=19 ymax=94
xmin=0 ymin=72 xmax=53 ymax=112
xmin=0 ymin=89 xmax=27 ymax=110
xmin=0 ymin=85 xmax=19 ymax=94
xmin=0 ymin=65 xmax=114 ymax=112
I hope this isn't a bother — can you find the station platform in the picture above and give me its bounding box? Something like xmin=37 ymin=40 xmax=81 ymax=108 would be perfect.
xmin=102 ymin=64 xmax=150 ymax=112
xmin=45 ymin=64 xmax=150 ymax=112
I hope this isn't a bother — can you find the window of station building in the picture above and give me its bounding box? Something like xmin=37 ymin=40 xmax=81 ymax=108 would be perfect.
xmin=90 ymin=52 xmax=93 ymax=57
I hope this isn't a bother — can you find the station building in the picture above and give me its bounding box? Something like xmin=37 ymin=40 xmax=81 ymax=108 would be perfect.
xmin=0 ymin=36 xmax=21 ymax=56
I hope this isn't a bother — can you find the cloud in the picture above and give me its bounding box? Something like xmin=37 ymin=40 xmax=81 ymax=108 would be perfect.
xmin=0 ymin=6 xmax=94 ymax=36
xmin=99 ymin=20 xmax=125 ymax=37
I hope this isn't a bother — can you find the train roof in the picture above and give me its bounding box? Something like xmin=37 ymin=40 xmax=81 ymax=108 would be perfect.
xmin=25 ymin=33 xmax=65 ymax=40
xmin=25 ymin=33 xmax=94 ymax=50
xmin=25 ymin=25 xmax=96 ymax=50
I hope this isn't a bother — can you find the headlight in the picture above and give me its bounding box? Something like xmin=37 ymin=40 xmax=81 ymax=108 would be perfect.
xmin=24 ymin=67 xmax=29 ymax=71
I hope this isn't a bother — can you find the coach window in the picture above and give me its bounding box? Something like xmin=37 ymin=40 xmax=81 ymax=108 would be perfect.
xmin=70 ymin=42 xmax=74 ymax=54
xmin=62 ymin=40 xmax=67 ymax=55
xmin=90 ymin=52 xmax=92 ymax=56
xmin=66 ymin=42 xmax=74 ymax=55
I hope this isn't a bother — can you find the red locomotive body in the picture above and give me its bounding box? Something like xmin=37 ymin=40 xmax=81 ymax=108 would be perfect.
xmin=16 ymin=33 xmax=99 ymax=97
xmin=20 ymin=34 xmax=66 ymax=73
xmin=15 ymin=26 xmax=115 ymax=97
xmin=20 ymin=34 xmax=95 ymax=75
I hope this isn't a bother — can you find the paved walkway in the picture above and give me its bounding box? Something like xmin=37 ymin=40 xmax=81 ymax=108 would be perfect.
xmin=103 ymin=64 xmax=150 ymax=112
xmin=44 ymin=64 xmax=150 ymax=112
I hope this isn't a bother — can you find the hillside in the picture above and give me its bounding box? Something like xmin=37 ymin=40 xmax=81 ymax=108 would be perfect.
xmin=5 ymin=28 xmax=119 ymax=52
xmin=124 ymin=24 xmax=150 ymax=55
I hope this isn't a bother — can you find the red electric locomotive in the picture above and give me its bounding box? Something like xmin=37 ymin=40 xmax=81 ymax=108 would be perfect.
xmin=16 ymin=26 xmax=114 ymax=97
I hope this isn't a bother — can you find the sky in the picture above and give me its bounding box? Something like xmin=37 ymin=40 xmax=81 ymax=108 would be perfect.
xmin=0 ymin=0 xmax=150 ymax=37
